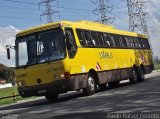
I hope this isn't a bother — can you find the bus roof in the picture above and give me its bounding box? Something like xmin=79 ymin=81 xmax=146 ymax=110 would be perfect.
xmin=16 ymin=20 xmax=147 ymax=38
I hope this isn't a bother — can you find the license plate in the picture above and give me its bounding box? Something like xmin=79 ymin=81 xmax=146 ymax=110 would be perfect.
xmin=37 ymin=89 xmax=46 ymax=94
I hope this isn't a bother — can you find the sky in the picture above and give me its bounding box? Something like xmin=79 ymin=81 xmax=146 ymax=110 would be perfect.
xmin=0 ymin=0 xmax=160 ymax=67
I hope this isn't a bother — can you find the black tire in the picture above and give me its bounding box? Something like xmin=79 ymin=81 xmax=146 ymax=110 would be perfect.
xmin=137 ymin=67 xmax=145 ymax=82
xmin=45 ymin=93 xmax=58 ymax=102
xmin=83 ymin=73 xmax=96 ymax=96
xmin=108 ymin=81 xmax=120 ymax=88
xmin=129 ymin=68 xmax=138 ymax=84
xmin=99 ymin=83 xmax=107 ymax=90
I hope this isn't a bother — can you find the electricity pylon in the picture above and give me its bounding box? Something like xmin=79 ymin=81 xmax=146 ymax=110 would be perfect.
xmin=39 ymin=0 xmax=59 ymax=23
xmin=127 ymin=0 xmax=148 ymax=35
xmin=91 ymin=0 xmax=115 ymax=24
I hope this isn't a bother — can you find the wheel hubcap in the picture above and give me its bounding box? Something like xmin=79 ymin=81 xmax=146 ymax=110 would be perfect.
xmin=88 ymin=76 xmax=95 ymax=91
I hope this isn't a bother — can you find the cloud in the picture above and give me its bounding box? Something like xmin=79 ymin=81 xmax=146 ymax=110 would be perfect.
xmin=0 ymin=26 xmax=20 ymax=67
xmin=147 ymin=1 xmax=160 ymax=57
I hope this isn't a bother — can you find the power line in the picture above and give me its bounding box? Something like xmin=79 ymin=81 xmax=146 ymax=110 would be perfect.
xmin=91 ymin=0 xmax=115 ymax=24
xmin=0 ymin=15 xmax=39 ymax=20
xmin=2 ymin=0 xmax=92 ymax=12
xmin=2 ymin=0 xmax=38 ymax=5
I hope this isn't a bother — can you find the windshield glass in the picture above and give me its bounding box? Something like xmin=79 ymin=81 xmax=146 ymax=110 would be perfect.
xmin=16 ymin=28 xmax=65 ymax=67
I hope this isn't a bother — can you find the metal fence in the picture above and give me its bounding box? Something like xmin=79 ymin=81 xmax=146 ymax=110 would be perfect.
xmin=0 ymin=93 xmax=20 ymax=101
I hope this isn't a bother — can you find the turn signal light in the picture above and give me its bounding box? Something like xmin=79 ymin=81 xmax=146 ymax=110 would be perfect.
xmin=64 ymin=72 xmax=71 ymax=79
xmin=17 ymin=80 xmax=25 ymax=87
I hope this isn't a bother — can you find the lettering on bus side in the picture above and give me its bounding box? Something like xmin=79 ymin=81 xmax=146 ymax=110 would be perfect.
xmin=47 ymin=66 xmax=64 ymax=73
xmin=16 ymin=74 xmax=27 ymax=78
xmin=99 ymin=51 xmax=113 ymax=59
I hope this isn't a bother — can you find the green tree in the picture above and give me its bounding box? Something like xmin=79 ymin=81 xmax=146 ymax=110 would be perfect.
xmin=0 ymin=64 xmax=15 ymax=85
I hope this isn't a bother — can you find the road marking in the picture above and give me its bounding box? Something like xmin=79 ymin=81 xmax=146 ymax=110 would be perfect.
xmin=28 ymin=109 xmax=50 ymax=114
xmin=115 ymin=104 xmax=160 ymax=107
xmin=0 ymin=108 xmax=30 ymax=113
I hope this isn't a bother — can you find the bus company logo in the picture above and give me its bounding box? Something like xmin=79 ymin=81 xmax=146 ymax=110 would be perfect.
xmin=99 ymin=51 xmax=113 ymax=59
xmin=96 ymin=62 xmax=102 ymax=71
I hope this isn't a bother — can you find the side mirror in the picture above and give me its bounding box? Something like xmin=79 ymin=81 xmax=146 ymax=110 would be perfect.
xmin=7 ymin=47 xmax=10 ymax=59
xmin=6 ymin=45 xmax=15 ymax=59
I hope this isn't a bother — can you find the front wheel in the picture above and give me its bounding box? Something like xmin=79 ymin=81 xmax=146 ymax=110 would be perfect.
xmin=83 ymin=73 xmax=96 ymax=96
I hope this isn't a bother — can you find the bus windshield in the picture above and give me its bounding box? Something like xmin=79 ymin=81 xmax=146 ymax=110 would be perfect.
xmin=16 ymin=28 xmax=65 ymax=67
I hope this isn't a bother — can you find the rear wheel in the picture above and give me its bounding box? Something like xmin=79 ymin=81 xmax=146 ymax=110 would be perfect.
xmin=108 ymin=81 xmax=120 ymax=88
xmin=83 ymin=73 xmax=96 ymax=96
xmin=45 ymin=93 xmax=58 ymax=102
xmin=138 ymin=67 xmax=145 ymax=82
xmin=129 ymin=68 xmax=138 ymax=84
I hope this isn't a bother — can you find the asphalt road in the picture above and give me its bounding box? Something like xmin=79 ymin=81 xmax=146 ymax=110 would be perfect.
xmin=0 ymin=71 xmax=160 ymax=119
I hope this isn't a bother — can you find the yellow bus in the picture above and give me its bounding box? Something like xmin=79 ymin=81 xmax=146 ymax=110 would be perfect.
xmin=7 ymin=20 xmax=154 ymax=101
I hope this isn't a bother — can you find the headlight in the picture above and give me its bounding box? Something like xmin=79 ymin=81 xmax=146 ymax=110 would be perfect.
xmin=17 ymin=80 xmax=25 ymax=87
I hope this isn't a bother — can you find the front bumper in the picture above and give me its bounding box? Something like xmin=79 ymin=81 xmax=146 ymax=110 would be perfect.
xmin=18 ymin=79 xmax=71 ymax=97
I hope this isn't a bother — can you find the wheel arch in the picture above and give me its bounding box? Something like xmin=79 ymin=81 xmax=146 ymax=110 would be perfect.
xmin=133 ymin=64 xmax=138 ymax=71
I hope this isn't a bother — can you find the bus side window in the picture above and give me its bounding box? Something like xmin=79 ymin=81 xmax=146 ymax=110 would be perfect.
xmin=65 ymin=28 xmax=77 ymax=58
xmin=125 ymin=36 xmax=130 ymax=48
xmin=110 ymin=34 xmax=116 ymax=47
xmin=129 ymin=37 xmax=135 ymax=48
xmin=145 ymin=39 xmax=150 ymax=49
xmin=76 ymin=29 xmax=86 ymax=46
xmin=103 ymin=33 xmax=111 ymax=47
xmin=141 ymin=38 xmax=145 ymax=49
xmin=141 ymin=38 xmax=150 ymax=50
xmin=139 ymin=38 xmax=142 ymax=48
xmin=97 ymin=32 xmax=105 ymax=47
xmin=133 ymin=37 xmax=142 ymax=48
xmin=125 ymin=36 xmax=134 ymax=48
xmin=114 ymin=35 xmax=121 ymax=47
xmin=83 ymin=31 xmax=93 ymax=46
xmin=120 ymin=35 xmax=127 ymax=48
xmin=90 ymin=31 xmax=100 ymax=46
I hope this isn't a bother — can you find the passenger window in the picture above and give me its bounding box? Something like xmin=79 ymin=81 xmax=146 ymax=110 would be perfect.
xmin=90 ymin=31 xmax=100 ymax=46
xmin=83 ymin=31 xmax=93 ymax=46
xmin=133 ymin=37 xmax=142 ymax=48
xmin=120 ymin=35 xmax=127 ymax=48
xmin=141 ymin=38 xmax=150 ymax=49
xmin=125 ymin=36 xmax=130 ymax=48
xmin=110 ymin=34 xmax=116 ymax=47
xmin=65 ymin=28 xmax=77 ymax=58
xmin=76 ymin=29 xmax=86 ymax=46
xmin=97 ymin=32 xmax=105 ymax=47
xmin=129 ymin=37 xmax=135 ymax=48
xmin=145 ymin=39 xmax=150 ymax=49
xmin=104 ymin=33 xmax=111 ymax=47
xmin=125 ymin=36 xmax=135 ymax=48
xmin=114 ymin=35 xmax=121 ymax=47
xmin=104 ymin=34 xmax=116 ymax=47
